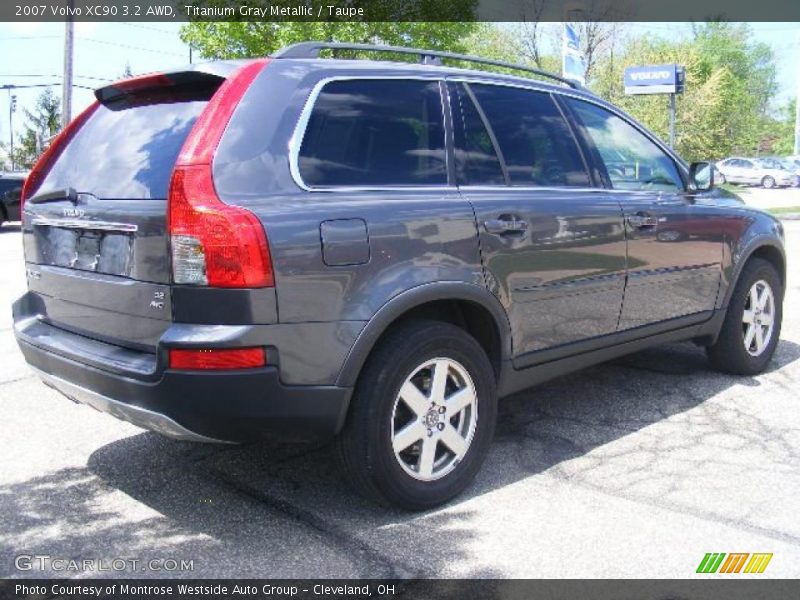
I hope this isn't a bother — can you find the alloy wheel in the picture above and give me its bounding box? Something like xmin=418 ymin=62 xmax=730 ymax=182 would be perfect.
xmin=742 ymin=279 xmax=775 ymax=357
xmin=390 ymin=357 xmax=478 ymax=481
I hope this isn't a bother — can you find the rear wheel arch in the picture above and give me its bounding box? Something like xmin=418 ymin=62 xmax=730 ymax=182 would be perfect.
xmin=336 ymin=283 xmax=511 ymax=388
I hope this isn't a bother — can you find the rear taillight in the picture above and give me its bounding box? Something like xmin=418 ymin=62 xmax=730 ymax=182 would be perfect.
xmin=168 ymin=59 xmax=273 ymax=288
xmin=20 ymin=101 xmax=99 ymax=212
xmin=169 ymin=347 xmax=266 ymax=370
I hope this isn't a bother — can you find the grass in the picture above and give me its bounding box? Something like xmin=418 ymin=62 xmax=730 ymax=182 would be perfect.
xmin=766 ymin=206 xmax=800 ymax=215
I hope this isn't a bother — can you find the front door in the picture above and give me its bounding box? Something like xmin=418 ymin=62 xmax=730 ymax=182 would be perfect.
xmin=449 ymin=81 xmax=627 ymax=357
xmin=563 ymin=97 xmax=723 ymax=330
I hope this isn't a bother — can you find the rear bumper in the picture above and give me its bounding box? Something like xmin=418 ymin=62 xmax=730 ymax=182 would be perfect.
xmin=14 ymin=314 xmax=352 ymax=444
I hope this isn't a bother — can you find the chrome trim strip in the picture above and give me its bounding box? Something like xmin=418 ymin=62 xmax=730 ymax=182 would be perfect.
xmin=31 ymin=366 xmax=234 ymax=444
xmin=31 ymin=217 xmax=139 ymax=232
xmin=287 ymin=74 xmax=686 ymax=194
xmin=288 ymin=75 xmax=451 ymax=193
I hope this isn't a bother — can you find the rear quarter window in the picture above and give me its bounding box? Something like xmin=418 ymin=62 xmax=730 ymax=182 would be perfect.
xmin=297 ymin=79 xmax=447 ymax=188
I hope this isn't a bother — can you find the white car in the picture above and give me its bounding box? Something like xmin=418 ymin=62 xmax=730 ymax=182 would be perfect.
xmin=716 ymin=157 xmax=795 ymax=188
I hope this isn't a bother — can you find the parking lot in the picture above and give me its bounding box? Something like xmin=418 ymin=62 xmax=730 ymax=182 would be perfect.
xmin=1 ymin=217 xmax=799 ymax=579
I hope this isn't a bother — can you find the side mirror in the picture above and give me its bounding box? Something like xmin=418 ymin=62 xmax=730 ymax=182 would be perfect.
xmin=689 ymin=161 xmax=714 ymax=192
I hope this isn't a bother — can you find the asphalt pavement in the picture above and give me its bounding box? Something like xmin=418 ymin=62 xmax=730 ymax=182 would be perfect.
xmin=1 ymin=220 xmax=799 ymax=579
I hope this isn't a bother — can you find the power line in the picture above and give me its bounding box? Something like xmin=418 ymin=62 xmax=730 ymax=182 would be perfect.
xmin=0 ymin=34 xmax=186 ymax=58
xmin=0 ymin=35 xmax=62 ymax=41
xmin=79 ymin=36 xmax=187 ymax=58
xmin=119 ymin=22 xmax=178 ymax=36
xmin=0 ymin=73 xmax=113 ymax=82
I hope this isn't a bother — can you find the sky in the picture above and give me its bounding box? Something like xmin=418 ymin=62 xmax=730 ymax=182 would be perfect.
xmin=0 ymin=20 xmax=798 ymax=155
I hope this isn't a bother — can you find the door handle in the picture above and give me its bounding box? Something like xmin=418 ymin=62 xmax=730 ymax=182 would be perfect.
xmin=484 ymin=216 xmax=528 ymax=235
xmin=626 ymin=213 xmax=658 ymax=229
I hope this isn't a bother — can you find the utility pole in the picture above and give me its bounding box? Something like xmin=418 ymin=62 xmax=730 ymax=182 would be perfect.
xmin=62 ymin=0 xmax=75 ymax=128
xmin=669 ymin=93 xmax=676 ymax=149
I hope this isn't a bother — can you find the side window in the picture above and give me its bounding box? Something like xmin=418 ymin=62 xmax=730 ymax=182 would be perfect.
xmin=566 ymin=98 xmax=683 ymax=192
xmin=298 ymin=79 xmax=446 ymax=187
xmin=451 ymin=83 xmax=505 ymax=185
xmin=741 ymin=160 xmax=754 ymax=169
xmin=469 ymin=84 xmax=590 ymax=187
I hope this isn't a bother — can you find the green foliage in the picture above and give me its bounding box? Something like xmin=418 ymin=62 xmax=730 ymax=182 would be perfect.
xmin=180 ymin=0 xmax=479 ymax=60
xmin=769 ymin=99 xmax=797 ymax=156
xmin=591 ymin=23 xmax=779 ymax=161
xmin=181 ymin=19 xmax=787 ymax=162
xmin=13 ymin=88 xmax=61 ymax=169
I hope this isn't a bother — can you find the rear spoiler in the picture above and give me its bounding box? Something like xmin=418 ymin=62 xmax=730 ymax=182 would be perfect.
xmin=94 ymin=61 xmax=248 ymax=104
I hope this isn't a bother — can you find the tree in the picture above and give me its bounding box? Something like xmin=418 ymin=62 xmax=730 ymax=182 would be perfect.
xmin=517 ymin=0 xmax=549 ymax=68
xmin=590 ymin=23 xmax=778 ymax=161
xmin=13 ymin=88 xmax=61 ymax=169
xmin=767 ymin=99 xmax=797 ymax=156
xmin=180 ymin=2 xmax=479 ymax=60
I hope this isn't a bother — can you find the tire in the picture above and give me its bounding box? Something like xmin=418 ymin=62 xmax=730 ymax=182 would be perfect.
xmin=336 ymin=319 xmax=497 ymax=510
xmin=762 ymin=176 xmax=775 ymax=189
xmin=707 ymin=258 xmax=782 ymax=375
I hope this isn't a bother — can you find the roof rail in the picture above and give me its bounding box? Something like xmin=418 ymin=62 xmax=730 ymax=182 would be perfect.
xmin=272 ymin=42 xmax=583 ymax=90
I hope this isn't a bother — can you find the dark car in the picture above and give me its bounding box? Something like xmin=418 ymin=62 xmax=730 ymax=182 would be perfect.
xmin=0 ymin=171 xmax=26 ymax=227
xmin=13 ymin=43 xmax=786 ymax=509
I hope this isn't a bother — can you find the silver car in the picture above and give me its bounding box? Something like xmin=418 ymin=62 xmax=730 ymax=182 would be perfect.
xmin=760 ymin=157 xmax=800 ymax=187
xmin=716 ymin=157 xmax=794 ymax=188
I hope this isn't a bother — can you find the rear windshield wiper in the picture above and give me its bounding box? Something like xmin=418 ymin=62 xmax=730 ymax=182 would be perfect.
xmin=28 ymin=187 xmax=78 ymax=204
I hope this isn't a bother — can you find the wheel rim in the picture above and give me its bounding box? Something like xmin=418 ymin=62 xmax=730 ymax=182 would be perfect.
xmin=390 ymin=357 xmax=478 ymax=482
xmin=742 ymin=280 xmax=775 ymax=357
xmin=764 ymin=177 xmax=774 ymax=188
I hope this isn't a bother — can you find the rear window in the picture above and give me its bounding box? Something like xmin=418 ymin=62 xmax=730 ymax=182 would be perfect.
xmin=297 ymin=79 xmax=447 ymax=187
xmin=37 ymin=89 xmax=212 ymax=200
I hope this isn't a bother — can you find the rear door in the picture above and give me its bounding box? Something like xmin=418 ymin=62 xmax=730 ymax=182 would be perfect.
xmin=738 ymin=159 xmax=758 ymax=184
xmin=21 ymin=73 xmax=221 ymax=350
xmin=450 ymin=81 xmax=627 ymax=358
xmin=563 ymin=97 xmax=723 ymax=329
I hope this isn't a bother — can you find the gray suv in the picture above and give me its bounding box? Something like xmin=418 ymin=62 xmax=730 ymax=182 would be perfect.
xmin=13 ymin=43 xmax=786 ymax=509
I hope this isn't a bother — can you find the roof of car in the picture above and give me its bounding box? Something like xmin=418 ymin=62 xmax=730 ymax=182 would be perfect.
xmin=0 ymin=171 xmax=27 ymax=180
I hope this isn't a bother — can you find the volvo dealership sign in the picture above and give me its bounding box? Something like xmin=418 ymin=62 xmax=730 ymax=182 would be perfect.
xmin=623 ymin=64 xmax=685 ymax=95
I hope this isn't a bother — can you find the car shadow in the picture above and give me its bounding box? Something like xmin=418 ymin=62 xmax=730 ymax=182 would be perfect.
xmin=3 ymin=339 xmax=799 ymax=577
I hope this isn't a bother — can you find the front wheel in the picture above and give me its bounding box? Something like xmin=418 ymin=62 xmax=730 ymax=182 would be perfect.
xmin=762 ymin=175 xmax=776 ymax=189
xmin=336 ymin=320 xmax=497 ymax=510
xmin=707 ymin=258 xmax=782 ymax=375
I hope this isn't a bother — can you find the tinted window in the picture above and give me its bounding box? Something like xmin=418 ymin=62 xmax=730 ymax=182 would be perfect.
xmin=567 ymin=98 xmax=682 ymax=192
xmin=39 ymin=89 xmax=211 ymax=200
xmin=0 ymin=180 xmax=23 ymax=195
xmin=469 ymin=84 xmax=590 ymax=187
xmin=298 ymin=79 xmax=446 ymax=187
xmin=451 ymin=83 xmax=505 ymax=185
xmin=741 ymin=160 xmax=754 ymax=169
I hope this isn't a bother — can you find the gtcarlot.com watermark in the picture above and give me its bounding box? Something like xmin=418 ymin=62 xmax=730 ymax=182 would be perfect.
xmin=15 ymin=554 xmax=194 ymax=573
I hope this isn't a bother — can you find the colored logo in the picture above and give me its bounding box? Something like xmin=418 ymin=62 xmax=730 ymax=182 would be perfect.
xmin=696 ymin=553 xmax=773 ymax=574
